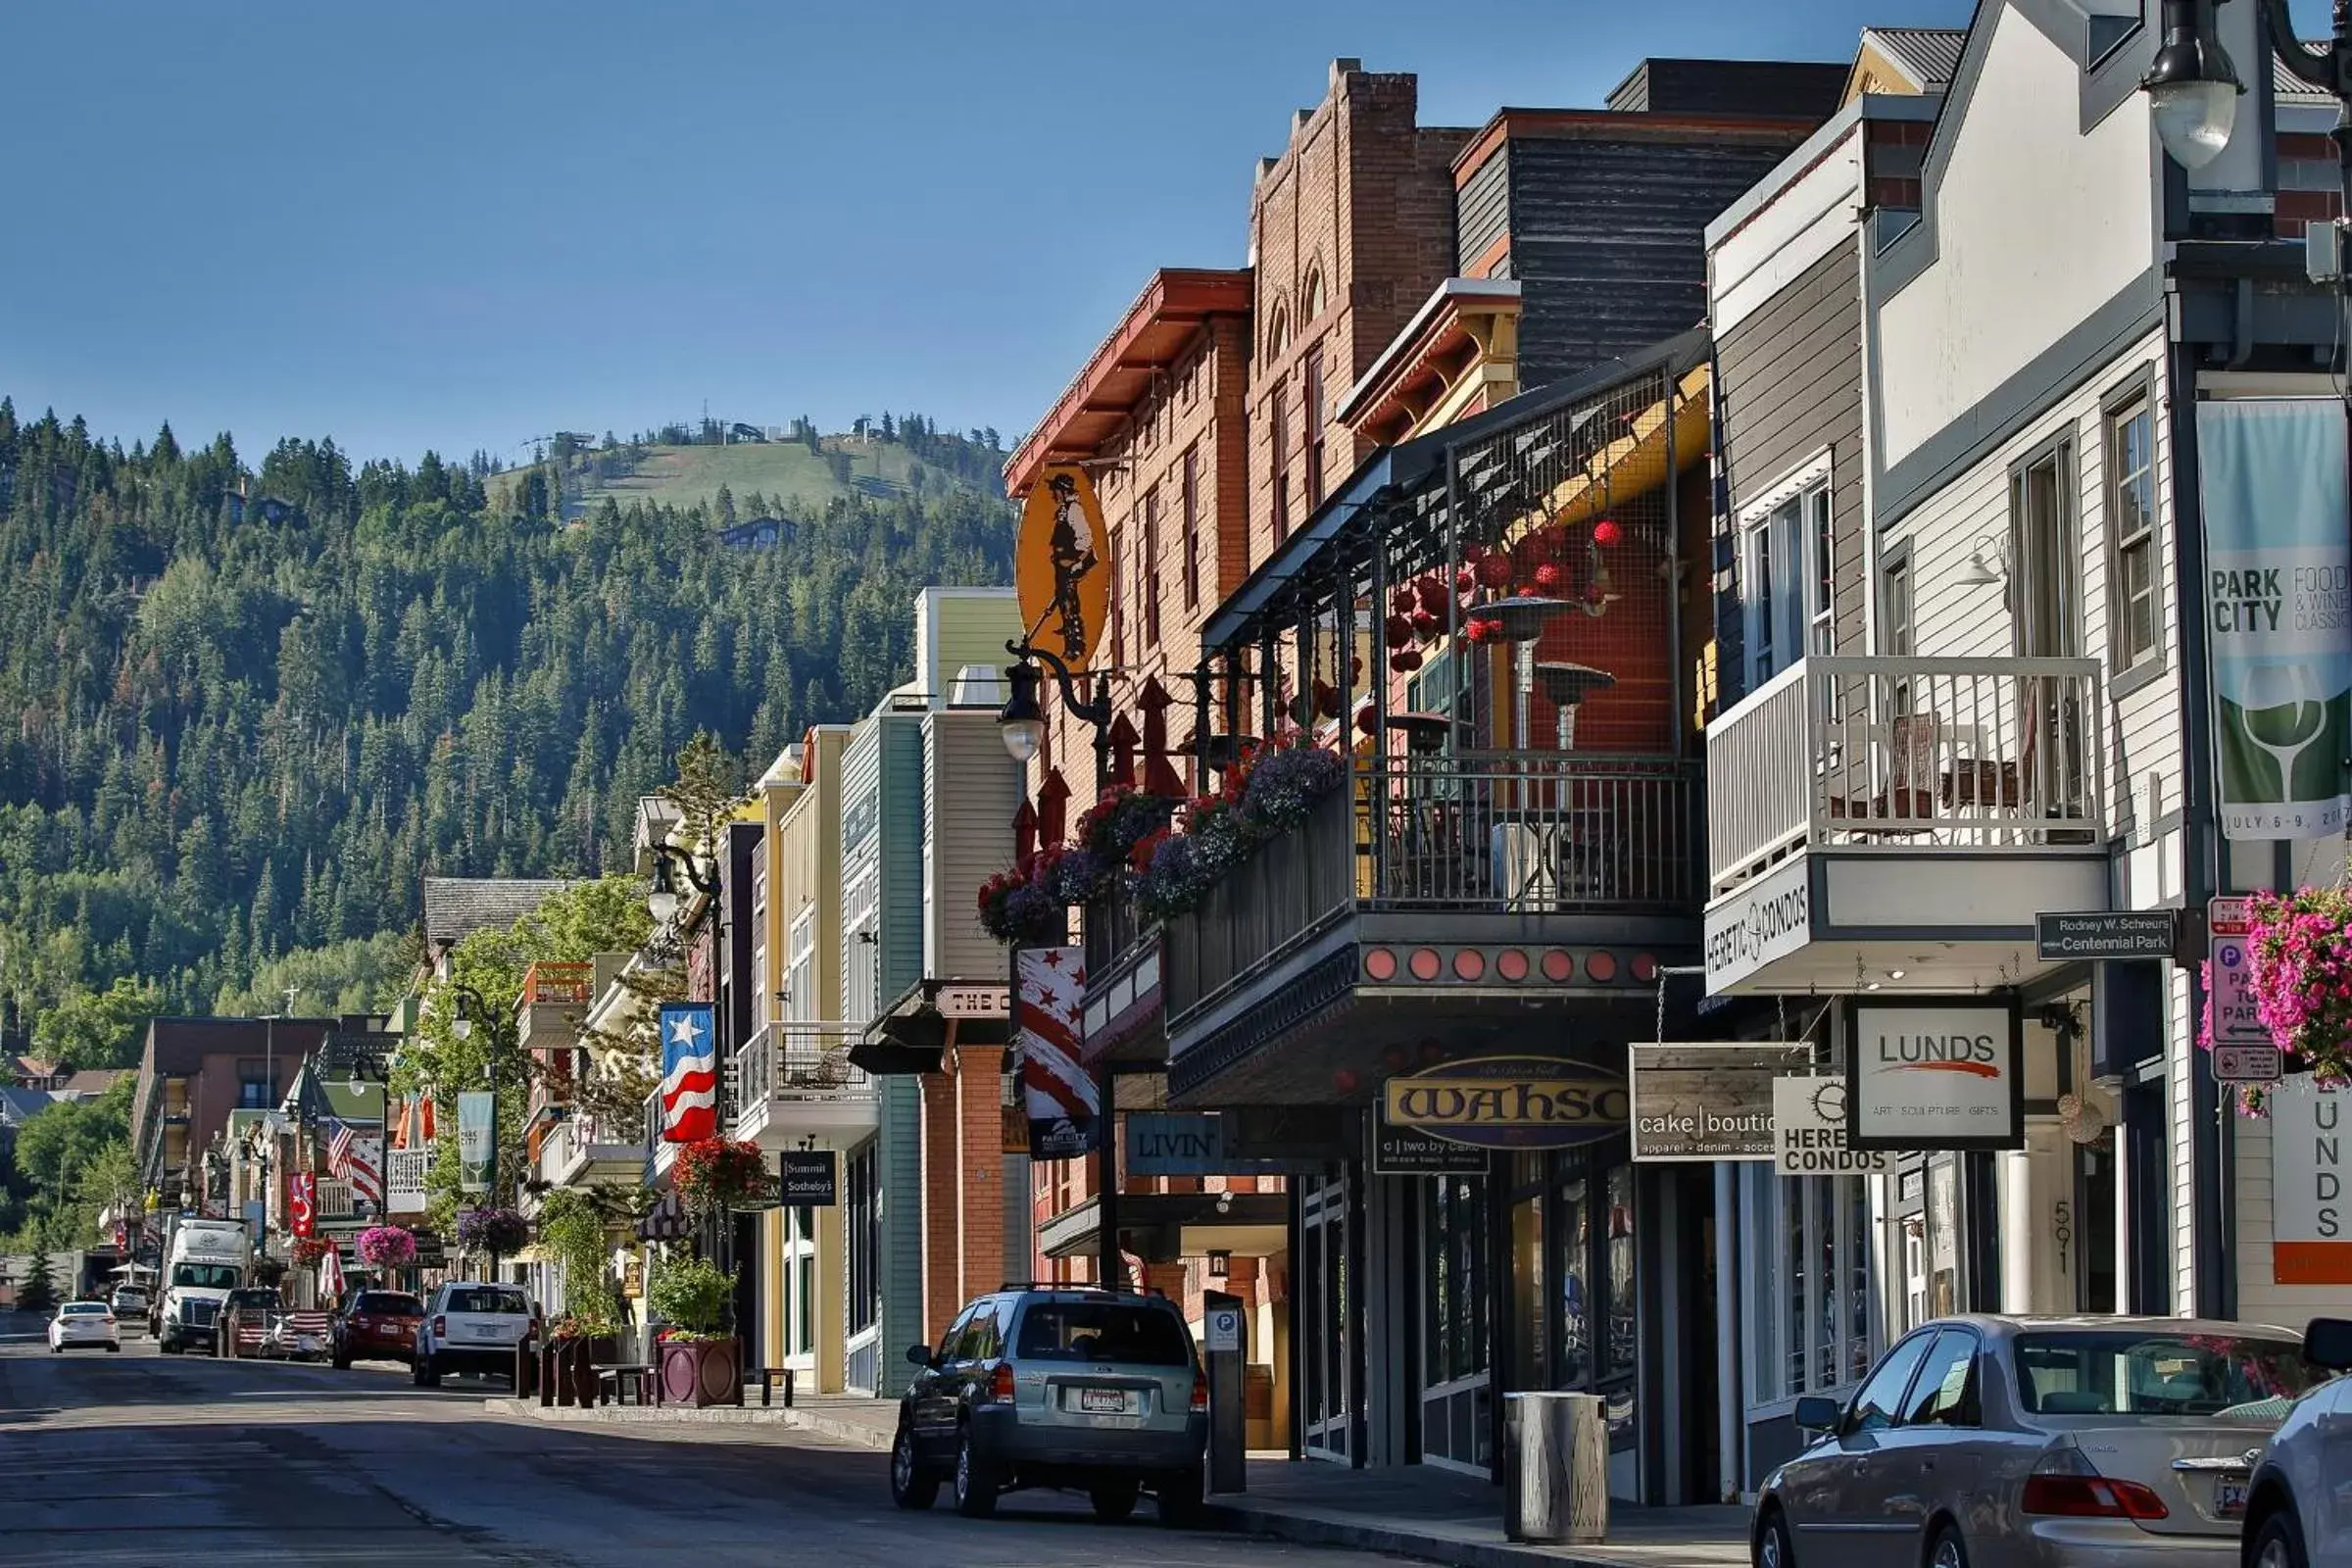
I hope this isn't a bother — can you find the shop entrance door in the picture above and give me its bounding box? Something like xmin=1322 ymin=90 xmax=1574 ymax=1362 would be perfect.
xmin=1418 ymin=1171 xmax=1492 ymax=1474
xmin=1300 ymin=1170 xmax=1353 ymax=1461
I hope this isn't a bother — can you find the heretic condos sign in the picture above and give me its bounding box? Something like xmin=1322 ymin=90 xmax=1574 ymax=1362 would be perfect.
xmin=1383 ymin=1055 xmax=1627 ymax=1151
xmin=1702 ymin=858 xmax=1811 ymax=991
xmin=1845 ymin=999 xmax=2023 ymax=1152
xmin=2198 ymin=399 xmax=2352 ymax=841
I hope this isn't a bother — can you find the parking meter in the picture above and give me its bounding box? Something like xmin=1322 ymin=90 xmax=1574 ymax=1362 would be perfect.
xmin=1202 ymin=1290 xmax=1246 ymax=1494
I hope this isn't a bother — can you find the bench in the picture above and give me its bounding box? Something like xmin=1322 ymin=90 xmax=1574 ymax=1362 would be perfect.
xmin=751 ymin=1366 xmax=796 ymax=1407
xmin=594 ymin=1362 xmax=658 ymax=1407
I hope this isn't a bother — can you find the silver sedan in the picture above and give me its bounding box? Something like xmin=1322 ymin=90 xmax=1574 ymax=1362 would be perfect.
xmin=1753 ymin=1315 xmax=2323 ymax=1568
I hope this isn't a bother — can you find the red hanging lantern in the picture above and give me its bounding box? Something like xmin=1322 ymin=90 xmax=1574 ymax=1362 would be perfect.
xmin=1533 ymin=563 xmax=1564 ymax=594
xmin=1415 ymin=575 xmax=1450 ymax=616
xmin=1592 ymin=517 xmax=1621 ymax=547
xmin=1477 ymin=553 xmax=1514 ymax=588
xmin=1455 ymin=567 xmax=1478 ymax=596
xmin=1386 ymin=613 xmax=1412 ymax=647
xmin=1390 ymin=647 xmax=1424 ymax=672
xmin=1390 ymin=587 xmax=1415 ymax=617
xmin=1409 ymin=609 xmax=1440 ymax=642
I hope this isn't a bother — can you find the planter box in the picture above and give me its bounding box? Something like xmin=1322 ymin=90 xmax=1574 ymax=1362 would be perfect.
xmin=551 ymin=1336 xmax=620 ymax=1406
xmin=659 ymin=1337 xmax=743 ymax=1407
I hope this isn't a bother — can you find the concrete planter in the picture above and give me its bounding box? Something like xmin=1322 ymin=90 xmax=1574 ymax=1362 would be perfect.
xmin=659 ymin=1337 xmax=742 ymax=1407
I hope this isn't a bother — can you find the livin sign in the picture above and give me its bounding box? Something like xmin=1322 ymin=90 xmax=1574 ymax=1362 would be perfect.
xmin=1381 ymin=1055 xmax=1628 ymax=1152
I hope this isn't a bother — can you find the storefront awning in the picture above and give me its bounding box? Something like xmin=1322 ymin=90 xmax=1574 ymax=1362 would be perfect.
xmin=850 ymin=977 xmax=1013 ymax=1076
xmin=1038 ymin=1191 xmax=1288 ymax=1263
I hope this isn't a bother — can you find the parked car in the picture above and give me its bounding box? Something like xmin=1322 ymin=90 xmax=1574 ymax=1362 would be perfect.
xmin=109 ymin=1285 xmax=149 ymax=1325
xmin=889 ymin=1284 xmax=1206 ymax=1525
xmin=48 ymin=1300 xmax=121 ymax=1353
xmin=1753 ymin=1315 xmax=2320 ymax=1568
xmin=332 ymin=1290 xmax=424 ymax=1369
xmin=2239 ymin=1316 xmax=2352 ymax=1568
xmin=411 ymin=1282 xmax=536 ymax=1387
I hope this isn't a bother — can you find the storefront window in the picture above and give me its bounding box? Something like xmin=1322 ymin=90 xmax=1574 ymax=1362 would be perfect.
xmin=1424 ymin=1175 xmax=1489 ymax=1385
xmin=1603 ymin=1163 xmax=1635 ymax=1384
xmin=1510 ymin=1192 xmax=1545 ymax=1391
xmin=1555 ymin=1175 xmax=1590 ymax=1389
xmin=1746 ymin=1164 xmax=1876 ymax=1406
xmin=1928 ymin=1156 xmax=1959 ymax=1320
xmin=2077 ymin=1127 xmax=2117 ymax=1313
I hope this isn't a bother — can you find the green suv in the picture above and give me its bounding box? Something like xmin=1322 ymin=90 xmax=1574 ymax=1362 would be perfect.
xmin=889 ymin=1284 xmax=1208 ymax=1525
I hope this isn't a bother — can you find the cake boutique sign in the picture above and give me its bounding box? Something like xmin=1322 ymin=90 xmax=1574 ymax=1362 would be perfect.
xmin=1844 ymin=998 xmax=2023 ymax=1152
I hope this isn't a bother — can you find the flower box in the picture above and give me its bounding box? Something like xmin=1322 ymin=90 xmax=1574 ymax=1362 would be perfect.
xmin=658 ymin=1337 xmax=743 ymax=1407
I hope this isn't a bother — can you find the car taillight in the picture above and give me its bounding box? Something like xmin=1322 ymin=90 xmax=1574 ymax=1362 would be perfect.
xmin=432 ymin=1315 xmax=446 ymax=1339
xmin=1190 ymin=1370 xmax=1208 ymax=1413
xmin=988 ymin=1363 xmax=1016 ymax=1404
xmin=2022 ymin=1449 xmax=2169 ymax=1520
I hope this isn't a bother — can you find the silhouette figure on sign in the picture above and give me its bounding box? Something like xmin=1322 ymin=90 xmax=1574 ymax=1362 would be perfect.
xmin=1046 ymin=472 xmax=1099 ymax=662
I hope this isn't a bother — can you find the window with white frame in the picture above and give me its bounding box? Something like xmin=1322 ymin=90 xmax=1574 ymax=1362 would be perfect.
xmin=1744 ymin=1163 xmax=1876 ymax=1406
xmin=2104 ymin=393 xmax=2159 ymax=671
xmin=1741 ymin=464 xmax=1833 ymax=688
xmin=786 ymin=906 xmax=815 ymax=1023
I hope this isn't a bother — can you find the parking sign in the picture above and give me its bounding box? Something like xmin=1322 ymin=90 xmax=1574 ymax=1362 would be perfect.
xmin=2208 ymin=897 xmax=2269 ymax=1048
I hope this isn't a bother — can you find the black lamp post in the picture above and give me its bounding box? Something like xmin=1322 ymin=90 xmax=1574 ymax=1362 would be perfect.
xmin=2146 ymin=0 xmax=2352 ymax=191
xmin=655 ymin=841 xmax=732 ymax=1267
xmin=998 ymin=640 xmax=1114 ymax=789
xmin=996 ymin=638 xmax=1123 ymax=1286
xmin=449 ymin=983 xmax=515 ymax=1204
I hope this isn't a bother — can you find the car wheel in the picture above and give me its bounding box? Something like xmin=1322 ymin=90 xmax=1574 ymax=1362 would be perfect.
xmin=890 ymin=1425 xmax=940 ymax=1510
xmin=2252 ymin=1509 xmax=2311 ymax=1568
xmin=416 ymin=1355 xmax=441 ymax=1389
xmin=1928 ymin=1524 xmax=1968 ymax=1568
xmin=952 ymin=1428 xmax=999 ymax=1519
xmin=159 ymin=1336 xmax=179 ymax=1355
xmin=1089 ymin=1477 xmax=1140 ymax=1522
xmin=1755 ymin=1506 xmax=1795 ymax=1568
xmin=332 ymin=1349 xmax=351 ymax=1370
xmin=1156 ymin=1463 xmax=1204 ymax=1528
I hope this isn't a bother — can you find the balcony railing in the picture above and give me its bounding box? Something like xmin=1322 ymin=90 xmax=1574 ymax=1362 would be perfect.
xmin=520 ymin=961 xmax=595 ymax=1006
xmin=1082 ymin=880 xmax=1150 ymax=979
xmin=732 ymin=1022 xmax=874 ymax=1110
xmin=1707 ymin=656 xmax=2107 ymax=895
xmin=1163 ymin=752 xmax=1701 ymax=1016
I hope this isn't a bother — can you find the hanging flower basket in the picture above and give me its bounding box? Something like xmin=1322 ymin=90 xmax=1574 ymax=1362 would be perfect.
xmin=1134 ymin=735 xmax=1345 ymax=924
xmin=356 ymin=1225 xmax=417 ymax=1268
xmin=978 ymin=859 xmax=1061 ymax=945
xmin=291 ymin=1236 xmax=337 ymax=1267
xmin=673 ymin=1137 xmax=768 ymax=1215
xmin=456 ymin=1206 xmax=530 ymax=1257
xmin=2197 ymin=886 xmax=2352 ymax=1111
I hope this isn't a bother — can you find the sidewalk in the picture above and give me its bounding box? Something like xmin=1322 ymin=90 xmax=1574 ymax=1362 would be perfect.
xmin=481 ymin=1392 xmax=1748 ymax=1568
xmin=1200 ymin=1460 xmax=1749 ymax=1568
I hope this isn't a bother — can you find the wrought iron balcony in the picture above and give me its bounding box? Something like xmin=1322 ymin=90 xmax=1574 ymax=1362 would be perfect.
xmin=545 ymin=1109 xmax=647 ymax=1189
xmin=1160 ymin=752 xmax=1701 ymax=1103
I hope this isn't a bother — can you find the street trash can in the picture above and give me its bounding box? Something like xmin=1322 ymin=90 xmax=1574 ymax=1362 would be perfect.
xmin=1503 ymin=1391 xmax=1608 ymax=1544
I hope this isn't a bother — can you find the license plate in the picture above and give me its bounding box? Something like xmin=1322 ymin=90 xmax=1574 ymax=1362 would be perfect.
xmin=1079 ymin=1388 xmax=1129 ymax=1414
xmin=2218 ymin=1480 xmax=2249 ymax=1518
xmin=295 ymin=1336 xmax=321 ymax=1352
xmin=470 ymin=1324 xmax=505 ymax=1339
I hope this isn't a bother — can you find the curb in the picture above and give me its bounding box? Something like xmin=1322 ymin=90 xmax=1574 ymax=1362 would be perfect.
xmin=480 ymin=1396 xmax=894 ymax=1449
xmin=1199 ymin=1499 xmax=1614 ymax=1568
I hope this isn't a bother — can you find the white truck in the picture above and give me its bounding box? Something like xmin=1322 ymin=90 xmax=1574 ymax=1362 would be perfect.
xmin=157 ymin=1217 xmax=250 ymax=1354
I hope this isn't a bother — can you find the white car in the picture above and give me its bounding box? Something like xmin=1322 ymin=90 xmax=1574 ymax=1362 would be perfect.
xmin=411 ymin=1281 xmax=536 ymax=1387
xmin=2241 ymin=1317 xmax=2352 ymax=1568
xmin=48 ymin=1301 xmax=121 ymax=1353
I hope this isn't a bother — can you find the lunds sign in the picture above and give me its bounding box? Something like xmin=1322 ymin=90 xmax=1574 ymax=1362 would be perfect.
xmin=1845 ymin=998 xmax=2023 ymax=1152
xmin=1383 ymin=1055 xmax=1628 ymax=1151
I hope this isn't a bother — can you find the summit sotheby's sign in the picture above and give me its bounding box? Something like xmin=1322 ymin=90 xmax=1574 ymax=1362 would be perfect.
xmin=1845 ymin=998 xmax=2023 ymax=1152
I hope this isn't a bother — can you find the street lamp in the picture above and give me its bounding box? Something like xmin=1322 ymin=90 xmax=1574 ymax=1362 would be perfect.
xmin=2143 ymin=0 xmax=2243 ymax=170
xmin=998 ymin=640 xmax=1114 ymax=786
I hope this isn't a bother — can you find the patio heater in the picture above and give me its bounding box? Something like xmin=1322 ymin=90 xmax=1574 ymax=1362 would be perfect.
xmin=1485 ymin=596 xmax=1572 ymax=750
xmin=1536 ymin=662 xmax=1615 ymax=752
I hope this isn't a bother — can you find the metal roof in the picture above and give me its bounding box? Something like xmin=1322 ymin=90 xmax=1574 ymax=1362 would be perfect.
xmin=1861 ymin=25 xmax=1968 ymax=91
xmin=1200 ymin=326 xmax=1713 ymax=653
xmin=2275 ymin=48 xmax=2338 ymax=104
xmin=420 ymin=877 xmax=577 ymax=945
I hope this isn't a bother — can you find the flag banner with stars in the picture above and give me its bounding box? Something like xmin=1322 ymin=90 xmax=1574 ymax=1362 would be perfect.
xmin=1017 ymin=946 xmax=1095 ymax=1161
xmin=660 ymin=1002 xmax=719 ymax=1144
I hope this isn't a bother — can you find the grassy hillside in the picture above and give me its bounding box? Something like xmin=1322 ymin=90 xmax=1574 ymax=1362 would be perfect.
xmin=493 ymin=420 xmax=1011 ymax=525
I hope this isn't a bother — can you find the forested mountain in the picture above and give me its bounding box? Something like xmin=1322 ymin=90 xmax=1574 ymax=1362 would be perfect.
xmin=0 ymin=399 xmax=1015 ymax=1052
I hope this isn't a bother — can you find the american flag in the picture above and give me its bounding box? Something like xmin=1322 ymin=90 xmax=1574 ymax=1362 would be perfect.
xmin=324 ymin=1117 xmax=384 ymax=1208
xmin=660 ymin=1003 xmax=719 ymax=1143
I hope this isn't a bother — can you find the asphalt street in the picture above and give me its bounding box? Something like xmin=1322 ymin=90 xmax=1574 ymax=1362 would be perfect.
xmin=0 ymin=1314 xmax=1401 ymax=1567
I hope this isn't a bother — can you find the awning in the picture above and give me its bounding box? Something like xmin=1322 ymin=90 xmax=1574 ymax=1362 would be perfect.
xmin=1038 ymin=1191 xmax=1289 ymax=1263
xmin=850 ymin=977 xmax=1013 ymax=1076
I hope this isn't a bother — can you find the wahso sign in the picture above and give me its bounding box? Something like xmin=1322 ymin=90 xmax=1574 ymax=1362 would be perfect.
xmin=1383 ymin=1055 xmax=1628 ymax=1151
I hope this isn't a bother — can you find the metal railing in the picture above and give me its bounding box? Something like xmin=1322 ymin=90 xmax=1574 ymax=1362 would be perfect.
xmin=1707 ymin=656 xmax=2107 ymax=894
xmin=1363 ymin=752 xmax=1701 ymax=910
xmin=732 ymin=1022 xmax=875 ymax=1112
xmin=549 ymin=1110 xmax=644 ymax=1183
xmin=1082 ymin=881 xmax=1150 ymax=979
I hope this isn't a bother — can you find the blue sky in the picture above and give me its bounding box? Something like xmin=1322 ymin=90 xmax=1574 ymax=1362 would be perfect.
xmin=0 ymin=0 xmax=2295 ymax=466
